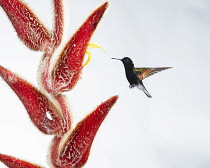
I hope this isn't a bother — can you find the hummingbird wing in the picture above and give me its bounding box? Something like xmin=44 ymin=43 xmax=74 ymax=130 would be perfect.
xmin=134 ymin=67 xmax=172 ymax=80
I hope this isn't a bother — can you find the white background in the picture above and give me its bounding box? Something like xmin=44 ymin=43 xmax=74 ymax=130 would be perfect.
xmin=0 ymin=0 xmax=210 ymax=167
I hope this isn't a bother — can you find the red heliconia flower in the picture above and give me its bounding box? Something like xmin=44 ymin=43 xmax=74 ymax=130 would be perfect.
xmin=39 ymin=2 xmax=109 ymax=95
xmin=0 ymin=0 xmax=108 ymax=95
xmin=0 ymin=0 xmax=117 ymax=167
xmin=50 ymin=2 xmax=108 ymax=94
xmin=0 ymin=96 xmax=118 ymax=168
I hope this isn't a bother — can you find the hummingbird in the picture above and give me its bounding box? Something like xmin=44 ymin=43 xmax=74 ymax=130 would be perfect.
xmin=112 ymin=57 xmax=172 ymax=98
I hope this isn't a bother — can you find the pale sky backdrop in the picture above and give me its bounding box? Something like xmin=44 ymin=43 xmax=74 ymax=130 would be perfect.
xmin=0 ymin=0 xmax=210 ymax=168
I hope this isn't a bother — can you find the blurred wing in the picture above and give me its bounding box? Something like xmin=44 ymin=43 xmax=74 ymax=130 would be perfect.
xmin=134 ymin=67 xmax=172 ymax=80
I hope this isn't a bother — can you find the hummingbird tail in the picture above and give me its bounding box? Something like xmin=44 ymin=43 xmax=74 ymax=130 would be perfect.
xmin=137 ymin=84 xmax=152 ymax=98
xmin=143 ymin=89 xmax=152 ymax=98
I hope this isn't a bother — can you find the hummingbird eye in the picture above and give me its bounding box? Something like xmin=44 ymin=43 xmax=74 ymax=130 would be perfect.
xmin=122 ymin=57 xmax=131 ymax=63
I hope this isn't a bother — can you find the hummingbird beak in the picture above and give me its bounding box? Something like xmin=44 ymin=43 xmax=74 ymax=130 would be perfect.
xmin=111 ymin=58 xmax=121 ymax=61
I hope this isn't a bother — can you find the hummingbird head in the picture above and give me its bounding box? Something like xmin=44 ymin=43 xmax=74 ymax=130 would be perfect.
xmin=112 ymin=57 xmax=134 ymax=69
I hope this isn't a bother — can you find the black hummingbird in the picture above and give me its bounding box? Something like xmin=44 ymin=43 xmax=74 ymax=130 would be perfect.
xmin=112 ymin=57 xmax=172 ymax=98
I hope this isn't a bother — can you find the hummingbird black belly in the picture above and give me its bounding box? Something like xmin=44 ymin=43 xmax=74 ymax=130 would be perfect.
xmin=125 ymin=69 xmax=141 ymax=87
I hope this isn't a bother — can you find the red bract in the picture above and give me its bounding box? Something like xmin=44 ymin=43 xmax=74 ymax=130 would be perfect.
xmin=0 ymin=0 xmax=52 ymax=52
xmin=0 ymin=154 xmax=43 ymax=168
xmin=52 ymin=0 xmax=64 ymax=48
xmin=50 ymin=2 xmax=109 ymax=94
xmin=0 ymin=0 xmax=64 ymax=52
xmin=0 ymin=0 xmax=118 ymax=168
xmin=50 ymin=96 xmax=118 ymax=168
xmin=39 ymin=2 xmax=108 ymax=94
xmin=0 ymin=65 xmax=66 ymax=135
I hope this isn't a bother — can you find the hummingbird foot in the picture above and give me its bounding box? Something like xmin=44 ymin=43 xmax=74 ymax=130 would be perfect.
xmin=129 ymin=84 xmax=135 ymax=88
